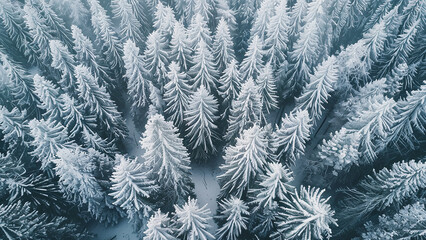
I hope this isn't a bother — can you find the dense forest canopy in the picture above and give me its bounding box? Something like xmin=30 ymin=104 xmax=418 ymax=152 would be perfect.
xmin=0 ymin=0 xmax=425 ymax=239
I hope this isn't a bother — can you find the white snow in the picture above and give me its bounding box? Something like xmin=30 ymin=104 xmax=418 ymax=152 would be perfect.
xmin=89 ymin=220 xmax=138 ymax=240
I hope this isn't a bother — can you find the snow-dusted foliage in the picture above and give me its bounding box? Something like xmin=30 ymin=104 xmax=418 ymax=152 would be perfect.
xmin=273 ymin=186 xmax=337 ymax=240
xmin=273 ymin=110 xmax=312 ymax=164
xmin=0 ymin=0 xmax=425 ymax=238
xmin=174 ymin=197 xmax=215 ymax=240
xmin=140 ymin=114 xmax=193 ymax=202
xmin=184 ymin=86 xmax=219 ymax=159
xmin=110 ymin=155 xmax=156 ymax=220
xmin=143 ymin=209 xmax=177 ymax=240
xmin=219 ymin=125 xmax=271 ymax=198
xmin=216 ymin=196 xmax=249 ymax=240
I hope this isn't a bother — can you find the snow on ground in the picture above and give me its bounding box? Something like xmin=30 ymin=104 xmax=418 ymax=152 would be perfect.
xmin=89 ymin=220 xmax=138 ymax=240
xmin=190 ymin=158 xmax=222 ymax=232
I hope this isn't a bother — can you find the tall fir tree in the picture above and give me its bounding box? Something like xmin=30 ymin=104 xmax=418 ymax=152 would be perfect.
xmin=273 ymin=110 xmax=312 ymax=165
xmin=212 ymin=18 xmax=235 ymax=72
xmin=111 ymin=0 xmax=144 ymax=43
xmin=256 ymin=61 xmax=279 ymax=115
xmin=164 ymin=61 xmax=191 ymax=128
xmin=49 ymin=39 xmax=75 ymax=92
xmin=219 ymin=125 xmax=271 ymax=198
xmin=123 ymin=39 xmax=150 ymax=113
xmin=225 ymin=78 xmax=262 ymax=141
xmin=188 ymin=39 xmax=219 ymax=92
xmin=140 ymin=114 xmax=193 ymax=202
xmin=143 ymin=30 xmax=169 ymax=90
xmin=184 ymin=86 xmax=219 ymax=160
xmin=187 ymin=13 xmax=212 ymax=50
xmin=216 ymin=196 xmax=249 ymax=240
xmin=33 ymin=74 xmax=63 ymax=122
xmin=0 ymin=106 xmax=28 ymax=148
xmin=170 ymin=21 xmax=192 ymax=71
xmin=143 ymin=209 xmax=177 ymax=240
xmin=174 ymin=197 xmax=215 ymax=240
xmin=240 ymin=35 xmax=265 ymax=80
xmin=218 ymin=59 xmax=241 ymax=120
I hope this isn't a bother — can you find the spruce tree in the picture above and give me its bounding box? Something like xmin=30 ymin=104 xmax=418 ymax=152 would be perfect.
xmin=184 ymin=86 xmax=219 ymax=159
xmin=0 ymin=53 xmax=38 ymax=109
xmin=187 ymin=13 xmax=212 ymax=50
xmin=27 ymin=118 xmax=74 ymax=172
xmin=174 ymin=197 xmax=215 ymax=240
xmin=143 ymin=30 xmax=169 ymax=89
xmin=74 ymin=64 xmax=127 ymax=139
xmin=250 ymin=0 xmax=276 ymax=40
xmin=216 ymin=196 xmax=249 ymax=240
xmin=212 ymin=18 xmax=235 ymax=72
xmin=218 ymin=59 xmax=241 ymax=120
xmin=218 ymin=125 xmax=270 ymax=198
xmin=296 ymin=55 xmax=339 ymax=121
xmin=49 ymin=40 xmax=75 ymax=91
xmin=273 ymin=186 xmax=337 ymax=240
xmin=273 ymin=110 xmax=312 ymax=165
xmin=111 ymin=0 xmax=143 ymax=43
xmin=240 ymin=35 xmax=265 ymax=80
xmin=140 ymin=114 xmax=193 ymax=202
xmin=188 ymin=39 xmax=218 ymax=92
xmin=0 ymin=106 xmax=28 ymax=147
xmin=123 ymin=39 xmax=150 ymax=112
xmin=257 ymin=61 xmax=279 ymax=114
xmin=264 ymin=0 xmax=289 ymax=67
xmin=164 ymin=61 xmax=191 ymax=128
xmin=339 ymin=160 xmax=426 ymax=230
xmin=170 ymin=21 xmax=192 ymax=71
xmin=225 ymin=78 xmax=262 ymax=141
xmin=33 ymin=74 xmax=63 ymax=122
xmin=143 ymin=209 xmax=177 ymax=240
xmin=110 ymin=155 xmax=157 ymax=220
xmin=153 ymin=2 xmax=176 ymax=40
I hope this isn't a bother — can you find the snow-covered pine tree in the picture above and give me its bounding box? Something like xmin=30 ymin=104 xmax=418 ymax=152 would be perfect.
xmin=250 ymin=0 xmax=276 ymax=40
xmin=53 ymin=146 xmax=105 ymax=218
xmin=148 ymin=82 xmax=165 ymax=115
xmin=225 ymin=78 xmax=262 ymax=141
xmin=256 ymin=61 xmax=279 ymax=115
xmin=153 ymin=2 xmax=176 ymax=40
xmin=386 ymin=83 xmax=425 ymax=149
xmin=187 ymin=13 xmax=212 ymax=50
xmin=215 ymin=0 xmax=237 ymax=32
xmin=194 ymin=0 xmax=214 ymax=23
xmin=317 ymin=128 xmax=361 ymax=175
xmin=110 ymin=155 xmax=157 ymax=220
xmin=174 ymin=197 xmax=215 ymax=240
xmin=216 ymin=196 xmax=249 ymax=240
xmin=272 ymin=186 xmax=337 ymax=240
xmin=184 ymin=85 xmax=219 ymax=160
xmin=288 ymin=0 xmax=308 ymax=37
xmin=240 ymin=35 xmax=265 ymax=80
xmin=183 ymin=0 xmax=197 ymax=25
xmin=74 ymin=64 xmax=127 ymax=139
xmin=0 ymin=53 xmax=38 ymax=110
xmin=188 ymin=39 xmax=218 ymax=92
xmin=0 ymin=106 xmax=27 ymax=147
xmin=123 ymin=39 xmax=149 ymax=113
xmin=164 ymin=61 xmax=191 ymax=128
xmin=71 ymin=25 xmax=112 ymax=88
xmin=345 ymin=95 xmax=396 ymax=163
xmin=212 ymin=18 xmax=235 ymax=72
xmin=140 ymin=114 xmax=193 ymax=202
xmin=49 ymin=40 xmax=75 ymax=92
xmin=363 ymin=20 xmax=388 ymax=71
xmin=143 ymin=209 xmax=177 ymax=240
xmin=49 ymin=0 xmax=89 ymax=27
xmin=285 ymin=20 xmax=320 ymax=97
xmin=143 ymin=30 xmax=169 ymax=90
xmin=361 ymin=202 xmax=426 ymax=240
xmin=0 ymin=0 xmax=40 ymax=65
xmin=218 ymin=58 xmax=241 ymax=120
xmin=377 ymin=19 xmax=420 ymax=78
xmin=58 ymin=93 xmax=115 ymax=154
xmin=111 ymin=0 xmax=143 ymax=43
xmin=33 ymin=74 xmax=64 ymax=122
xmin=339 ymin=160 xmax=426 ymax=230
xmin=87 ymin=0 xmax=123 ymax=70
xmin=170 ymin=21 xmax=192 ymax=71
xmin=218 ymin=125 xmax=270 ymax=198
xmin=27 ymin=118 xmax=74 ymax=173
xmin=30 ymin=0 xmax=73 ymax=49
xmin=22 ymin=3 xmax=53 ymax=65
xmin=264 ymin=0 xmax=289 ymax=68
xmin=296 ymin=55 xmax=339 ymax=121
xmin=273 ymin=110 xmax=312 ymax=165
xmin=249 ymin=162 xmax=294 ymax=211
